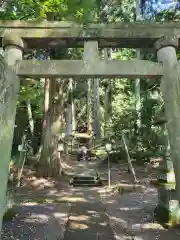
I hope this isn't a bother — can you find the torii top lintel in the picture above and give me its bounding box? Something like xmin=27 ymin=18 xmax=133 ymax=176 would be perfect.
xmin=0 ymin=20 xmax=180 ymax=48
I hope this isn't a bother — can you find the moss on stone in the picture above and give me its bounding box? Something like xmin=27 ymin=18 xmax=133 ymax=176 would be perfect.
xmin=154 ymin=204 xmax=180 ymax=228
xmin=3 ymin=207 xmax=16 ymax=222
xmin=156 ymin=181 xmax=175 ymax=190
xmin=154 ymin=204 xmax=169 ymax=224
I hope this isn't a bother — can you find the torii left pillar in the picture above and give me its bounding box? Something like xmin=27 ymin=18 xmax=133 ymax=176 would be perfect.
xmin=0 ymin=34 xmax=24 ymax=234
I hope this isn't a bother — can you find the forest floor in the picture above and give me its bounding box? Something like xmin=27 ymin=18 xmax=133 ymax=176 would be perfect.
xmin=2 ymin=157 xmax=180 ymax=239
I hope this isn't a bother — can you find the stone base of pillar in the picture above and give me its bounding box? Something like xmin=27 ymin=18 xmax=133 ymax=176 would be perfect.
xmin=154 ymin=173 xmax=180 ymax=227
xmin=154 ymin=200 xmax=180 ymax=228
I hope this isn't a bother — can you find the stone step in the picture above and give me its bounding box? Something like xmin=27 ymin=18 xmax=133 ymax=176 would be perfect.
xmin=72 ymin=179 xmax=99 ymax=185
xmin=73 ymin=176 xmax=98 ymax=181
xmin=72 ymin=183 xmax=103 ymax=187
xmin=70 ymin=178 xmax=100 ymax=184
xmin=70 ymin=174 xmax=103 ymax=187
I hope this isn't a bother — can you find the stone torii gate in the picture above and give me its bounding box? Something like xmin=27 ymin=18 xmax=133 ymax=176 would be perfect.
xmin=1 ymin=21 xmax=180 ymax=228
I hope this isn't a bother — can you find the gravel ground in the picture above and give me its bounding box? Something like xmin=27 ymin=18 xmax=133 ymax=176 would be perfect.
xmin=1 ymin=203 xmax=70 ymax=240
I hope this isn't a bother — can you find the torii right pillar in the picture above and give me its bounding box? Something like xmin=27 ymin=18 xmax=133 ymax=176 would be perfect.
xmin=154 ymin=35 xmax=180 ymax=227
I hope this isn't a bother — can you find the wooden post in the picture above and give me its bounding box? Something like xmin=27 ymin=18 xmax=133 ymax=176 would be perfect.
xmin=154 ymin=35 xmax=180 ymax=226
xmin=17 ymin=134 xmax=27 ymax=187
xmin=122 ymin=134 xmax=137 ymax=182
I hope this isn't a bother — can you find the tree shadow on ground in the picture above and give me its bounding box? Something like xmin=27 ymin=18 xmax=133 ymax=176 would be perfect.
xmin=64 ymin=201 xmax=115 ymax=240
xmin=100 ymin=186 xmax=180 ymax=239
xmin=1 ymin=203 xmax=70 ymax=240
xmin=6 ymin=159 xmax=179 ymax=239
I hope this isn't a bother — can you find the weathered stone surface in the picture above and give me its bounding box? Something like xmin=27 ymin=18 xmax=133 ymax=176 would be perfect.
xmin=154 ymin=35 xmax=178 ymax=51
xmin=157 ymin=47 xmax=180 ymax=199
xmin=154 ymin=202 xmax=176 ymax=227
xmin=154 ymin=39 xmax=180 ymax=228
xmin=16 ymin=59 xmax=163 ymax=78
xmin=1 ymin=21 xmax=180 ymax=48
xmin=157 ymin=184 xmax=176 ymax=207
xmin=154 ymin=197 xmax=180 ymax=228
xmin=4 ymin=47 xmax=24 ymax=67
xmin=2 ymin=32 xmax=25 ymax=51
xmin=0 ymin=56 xmax=20 ymax=231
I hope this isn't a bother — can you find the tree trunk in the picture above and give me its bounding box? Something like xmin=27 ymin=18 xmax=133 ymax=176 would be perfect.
xmin=134 ymin=50 xmax=142 ymax=140
xmin=87 ymin=79 xmax=93 ymax=133
xmin=42 ymin=78 xmax=50 ymax=131
xmin=37 ymin=12 xmax=66 ymax=177
xmin=134 ymin=0 xmax=142 ymax=138
xmin=94 ymin=78 xmax=101 ymax=138
xmin=38 ymin=78 xmax=66 ymax=177
xmin=35 ymin=78 xmax=50 ymax=156
xmin=65 ymin=105 xmax=71 ymax=136
xmin=49 ymin=79 xmax=66 ymax=176
xmin=26 ymin=99 xmax=35 ymax=152
xmin=66 ymin=78 xmax=73 ymax=136
xmin=72 ymin=95 xmax=76 ymax=133
xmin=104 ymin=81 xmax=111 ymax=137
xmin=104 ymin=48 xmax=112 ymax=138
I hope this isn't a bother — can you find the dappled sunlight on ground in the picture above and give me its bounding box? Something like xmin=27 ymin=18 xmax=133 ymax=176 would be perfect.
xmin=101 ymin=185 xmax=180 ymax=239
xmin=3 ymin=159 xmax=180 ymax=239
xmin=2 ymin=203 xmax=70 ymax=239
xmin=60 ymin=196 xmax=88 ymax=203
xmin=64 ymin=199 xmax=115 ymax=240
xmin=69 ymin=215 xmax=90 ymax=221
xmin=69 ymin=221 xmax=89 ymax=230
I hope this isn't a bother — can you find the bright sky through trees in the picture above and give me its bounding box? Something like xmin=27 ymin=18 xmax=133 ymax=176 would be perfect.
xmin=141 ymin=0 xmax=180 ymax=18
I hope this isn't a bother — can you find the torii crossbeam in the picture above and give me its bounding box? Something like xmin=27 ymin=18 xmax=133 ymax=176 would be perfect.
xmin=0 ymin=20 xmax=180 ymax=48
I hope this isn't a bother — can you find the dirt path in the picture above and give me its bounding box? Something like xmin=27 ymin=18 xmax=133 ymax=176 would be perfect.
xmin=100 ymin=185 xmax=180 ymax=239
xmin=2 ymin=187 xmax=115 ymax=240
xmin=2 ymin=160 xmax=180 ymax=239
xmin=2 ymin=203 xmax=70 ymax=240
xmin=64 ymin=189 xmax=115 ymax=240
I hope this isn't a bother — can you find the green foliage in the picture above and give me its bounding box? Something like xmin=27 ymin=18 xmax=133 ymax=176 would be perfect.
xmin=5 ymin=0 xmax=178 ymax=161
xmin=19 ymin=81 xmax=44 ymax=118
